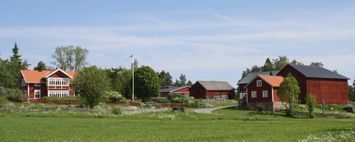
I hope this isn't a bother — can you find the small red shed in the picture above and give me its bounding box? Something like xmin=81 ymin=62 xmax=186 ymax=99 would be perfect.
xmin=190 ymin=81 xmax=235 ymax=100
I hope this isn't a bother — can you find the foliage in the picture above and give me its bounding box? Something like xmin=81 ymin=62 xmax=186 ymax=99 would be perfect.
xmin=278 ymin=77 xmax=301 ymax=117
xmin=169 ymin=94 xmax=190 ymax=104
xmin=263 ymin=58 xmax=273 ymax=72
xmin=0 ymin=43 xmax=28 ymax=88
xmin=52 ymin=45 xmax=88 ymax=71
xmin=306 ymin=94 xmax=317 ymax=118
xmin=300 ymin=129 xmax=355 ymax=142
xmin=349 ymin=85 xmax=355 ymax=101
xmin=134 ymin=66 xmax=160 ymax=102
xmin=0 ymin=95 xmax=7 ymax=106
xmin=0 ymin=87 xmax=27 ymax=102
xmin=157 ymin=70 xmax=173 ymax=87
xmin=179 ymin=74 xmax=187 ymax=86
xmin=105 ymin=67 xmax=132 ymax=99
xmin=103 ymin=91 xmax=124 ymax=102
xmin=74 ymin=66 xmax=110 ymax=108
xmin=310 ymin=62 xmax=324 ymax=67
xmin=33 ymin=61 xmax=47 ymax=71
xmin=111 ymin=106 xmax=122 ymax=115
xmin=187 ymin=80 xmax=193 ymax=86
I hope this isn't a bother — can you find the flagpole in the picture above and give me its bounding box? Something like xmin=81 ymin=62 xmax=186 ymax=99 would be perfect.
xmin=131 ymin=55 xmax=135 ymax=102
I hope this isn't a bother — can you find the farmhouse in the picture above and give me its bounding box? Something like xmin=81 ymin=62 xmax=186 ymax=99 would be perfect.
xmin=159 ymin=86 xmax=190 ymax=97
xmin=277 ymin=64 xmax=349 ymax=104
xmin=244 ymin=75 xmax=284 ymax=110
xmin=237 ymin=71 xmax=278 ymax=99
xmin=190 ymin=81 xmax=235 ymax=100
xmin=19 ymin=69 xmax=76 ymax=102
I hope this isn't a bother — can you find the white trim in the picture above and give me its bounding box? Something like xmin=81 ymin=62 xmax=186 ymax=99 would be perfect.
xmin=251 ymin=91 xmax=257 ymax=98
xmin=34 ymin=89 xmax=41 ymax=99
xmin=27 ymin=84 xmax=30 ymax=102
xmin=44 ymin=69 xmax=73 ymax=79
xmin=20 ymin=70 xmax=29 ymax=83
xmin=47 ymin=78 xmax=70 ymax=86
xmin=271 ymin=86 xmax=274 ymax=102
xmin=256 ymin=80 xmax=263 ymax=87
xmin=262 ymin=90 xmax=268 ymax=98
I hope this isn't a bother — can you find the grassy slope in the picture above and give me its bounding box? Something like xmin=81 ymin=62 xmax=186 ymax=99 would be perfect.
xmin=0 ymin=108 xmax=354 ymax=142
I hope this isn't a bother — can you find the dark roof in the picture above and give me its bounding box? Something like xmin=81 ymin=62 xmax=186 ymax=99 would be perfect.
xmin=287 ymin=64 xmax=349 ymax=80
xmin=159 ymin=86 xmax=189 ymax=93
xmin=197 ymin=81 xmax=234 ymax=91
xmin=238 ymin=71 xmax=279 ymax=85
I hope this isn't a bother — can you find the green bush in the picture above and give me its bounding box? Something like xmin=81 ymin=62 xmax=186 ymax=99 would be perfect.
xmin=0 ymin=96 xmax=7 ymax=106
xmin=111 ymin=106 xmax=122 ymax=115
xmin=306 ymin=94 xmax=316 ymax=118
xmin=103 ymin=91 xmax=124 ymax=102
xmin=152 ymin=97 xmax=169 ymax=103
xmin=169 ymin=94 xmax=190 ymax=104
xmin=0 ymin=87 xmax=27 ymax=102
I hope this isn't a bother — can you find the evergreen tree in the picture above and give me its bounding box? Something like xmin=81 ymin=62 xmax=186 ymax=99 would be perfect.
xmin=34 ymin=61 xmax=47 ymax=71
xmin=158 ymin=70 xmax=173 ymax=87
xmin=174 ymin=79 xmax=180 ymax=87
xmin=310 ymin=62 xmax=324 ymax=67
xmin=179 ymin=74 xmax=187 ymax=86
xmin=263 ymin=58 xmax=273 ymax=72
xmin=187 ymin=80 xmax=193 ymax=86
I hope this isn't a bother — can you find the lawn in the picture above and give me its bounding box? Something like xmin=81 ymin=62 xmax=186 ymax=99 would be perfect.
xmin=0 ymin=107 xmax=354 ymax=142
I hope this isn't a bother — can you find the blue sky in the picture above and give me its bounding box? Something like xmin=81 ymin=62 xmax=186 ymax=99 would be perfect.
xmin=1 ymin=0 xmax=355 ymax=85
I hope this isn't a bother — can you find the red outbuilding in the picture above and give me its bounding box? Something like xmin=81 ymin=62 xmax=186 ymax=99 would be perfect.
xmin=277 ymin=64 xmax=349 ymax=104
xmin=190 ymin=81 xmax=235 ymax=100
xmin=19 ymin=69 xmax=76 ymax=102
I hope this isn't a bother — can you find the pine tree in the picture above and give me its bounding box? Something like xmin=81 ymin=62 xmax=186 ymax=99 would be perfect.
xmin=263 ymin=58 xmax=273 ymax=72
xmin=34 ymin=61 xmax=47 ymax=71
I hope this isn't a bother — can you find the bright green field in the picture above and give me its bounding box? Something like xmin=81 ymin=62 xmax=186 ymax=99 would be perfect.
xmin=0 ymin=108 xmax=354 ymax=142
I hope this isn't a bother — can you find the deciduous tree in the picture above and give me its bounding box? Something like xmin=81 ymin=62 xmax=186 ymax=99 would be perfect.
xmin=34 ymin=61 xmax=47 ymax=71
xmin=278 ymin=77 xmax=300 ymax=117
xmin=134 ymin=66 xmax=160 ymax=102
xmin=52 ymin=45 xmax=88 ymax=71
xmin=74 ymin=66 xmax=110 ymax=108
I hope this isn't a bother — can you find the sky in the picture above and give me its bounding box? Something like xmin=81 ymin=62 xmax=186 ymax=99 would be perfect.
xmin=1 ymin=0 xmax=355 ymax=86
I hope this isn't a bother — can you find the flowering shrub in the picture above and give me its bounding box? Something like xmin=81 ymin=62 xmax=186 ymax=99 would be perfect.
xmin=299 ymin=128 xmax=355 ymax=142
xmin=103 ymin=91 xmax=124 ymax=102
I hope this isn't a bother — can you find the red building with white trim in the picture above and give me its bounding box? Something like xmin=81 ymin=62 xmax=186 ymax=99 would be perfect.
xmin=19 ymin=69 xmax=76 ymax=102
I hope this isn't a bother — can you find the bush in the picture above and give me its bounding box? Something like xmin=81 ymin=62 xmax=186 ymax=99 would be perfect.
xmin=0 ymin=96 xmax=7 ymax=106
xmin=111 ymin=106 xmax=122 ymax=115
xmin=169 ymin=94 xmax=190 ymax=104
xmin=306 ymin=94 xmax=316 ymax=118
xmin=0 ymin=87 xmax=27 ymax=102
xmin=152 ymin=97 xmax=169 ymax=103
xmin=103 ymin=91 xmax=124 ymax=102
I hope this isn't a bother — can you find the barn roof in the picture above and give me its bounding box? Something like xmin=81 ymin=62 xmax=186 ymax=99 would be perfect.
xmin=287 ymin=64 xmax=349 ymax=80
xmin=20 ymin=69 xmax=76 ymax=83
xmin=259 ymin=75 xmax=284 ymax=87
xmin=159 ymin=86 xmax=190 ymax=93
xmin=197 ymin=81 xmax=234 ymax=91
xmin=238 ymin=71 xmax=279 ymax=85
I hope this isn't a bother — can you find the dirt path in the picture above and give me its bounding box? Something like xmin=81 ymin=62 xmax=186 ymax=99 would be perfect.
xmin=193 ymin=105 xmax=236 ymax=114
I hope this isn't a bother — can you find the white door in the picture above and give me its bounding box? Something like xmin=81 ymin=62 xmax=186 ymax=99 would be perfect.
xmin=34 ymin=90 xmax=41 ymax=99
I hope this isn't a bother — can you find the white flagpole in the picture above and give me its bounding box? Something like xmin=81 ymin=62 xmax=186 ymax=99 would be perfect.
xmin=131 ymin=55 xmax=135 ymax=102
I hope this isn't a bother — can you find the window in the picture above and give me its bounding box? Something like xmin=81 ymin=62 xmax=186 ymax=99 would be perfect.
xmin=221 ymin=95 xmax=228 ymax=100
xmin=34 ymin=90 xmax=41 ymax=99
xmin=251 ymin=91 xmax=257 ymax=98
xmin=48 ymin=90 xmax=70 ymax=97
xmin=256 ymin=80 xmax=262 ymax=87
xmin=262 ymin=90 xmax=268 ymax=98
xmin=34 ymin=83 xmax=41 ymax=87
xmin=47 ymin=78 xmax=70 ymax=86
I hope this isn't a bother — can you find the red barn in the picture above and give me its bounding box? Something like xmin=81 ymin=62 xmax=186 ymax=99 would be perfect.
xmin=277 ymin=64 xmax=349 ymax=104
xmin=245 ymin=75 xmax=284 ymax=110
xmin=190 ymin=81 xmax=235 ymax=100
xmin=19 ymin=69 xmax=76 ymax=102
xmin=159 ymin=86 xmax=190 ymax=97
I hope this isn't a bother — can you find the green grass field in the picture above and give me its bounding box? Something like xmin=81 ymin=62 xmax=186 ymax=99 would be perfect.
xmin=0 ymin=107 xmax=354 ymax=142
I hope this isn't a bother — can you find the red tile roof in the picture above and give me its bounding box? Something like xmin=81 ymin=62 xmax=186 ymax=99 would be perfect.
xmin=259 ymin=75 xmax=284 ymax=87
xmin=20 ymin=69 xmax=76 ymax=83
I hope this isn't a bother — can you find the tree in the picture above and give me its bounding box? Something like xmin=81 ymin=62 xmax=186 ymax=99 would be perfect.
xmin=0 ymin=60 xmax=16 ymax=88
xmin=349 ymin=85 xmax=355 ymax=102
xmin=179 ymin=74 xmax=187 ymax=86
xmin=273 ymin=56 xmax=289 ymax=70
xmin=34 ymin=61 xmax=47 ymax=71
xmin=278 ymin=77 xmax=300 ymax=117
xmin=105 ymin=67 xmax=132 ymax=99
xmin=134 ymin=66 xmax=160 ymax=102
xmin=263 ymin=58 xmax=273 ymax=72
xmin=187 ymin=80 xmax=193 ymax=86
xmin=306 ymin=94 xmax=316 ymax=118
xmin=158 ymin=71 xmax=173 ymax=87
xmin=74 ymin=66 xmax=110 ymax=108
xmin=52 ymin=45 xmax=88 ymax=71
xmin=174 ymin=79 xmax=180 ymax=87
xmin=310 ymin=62 xmax=324 ymax=67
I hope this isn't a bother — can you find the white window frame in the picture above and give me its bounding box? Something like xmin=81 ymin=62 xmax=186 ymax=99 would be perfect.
xmin=34 ymin=89 xmax=41 ymax=99
xmin=251 ymin=91 xmax=257 ymax=98
xmin=256 ymin=80 xmax=262 ymax=87
xmin=47 ymin=78 xmax=70 ymax=86
xmin=48 ymin=90 xmax=70 ymax=98
xmin=34 ymin=83 xmax=41 ymax=87
xmin=262 ymin=90 xmax=268 ymax=98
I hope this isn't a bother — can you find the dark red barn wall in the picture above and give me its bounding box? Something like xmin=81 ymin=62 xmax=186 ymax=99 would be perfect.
xmin=307 ymin=78 xmax=348 ymax=104
xmin=189 ymin=82 xmax=207 ymax=99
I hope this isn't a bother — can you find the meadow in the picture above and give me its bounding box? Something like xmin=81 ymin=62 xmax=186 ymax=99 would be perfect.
xmin=0 ymin=105 xmax=354 ymax=142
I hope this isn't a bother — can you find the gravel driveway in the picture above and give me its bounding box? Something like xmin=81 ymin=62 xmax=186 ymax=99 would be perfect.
xmin=193 ymin=105 xmax=236 ymax=114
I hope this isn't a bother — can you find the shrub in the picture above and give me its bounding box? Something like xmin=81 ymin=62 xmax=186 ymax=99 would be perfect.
xmin=111 ymin=106 xmax=122 ymax=115
xmin=169 ymin=94 xmax=190 ymax=104
xmin=306 ymin=94 xmax=316 ymax=118
xmin=152 ymin=97 xmax=169 ymax=103
xmin=0 ymin=87 xmax=27 ymax=102
xmin=103 ymin=91 xmax=124 ymax=102
xmin=0 ymin=96 xmax=7 ymax=106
